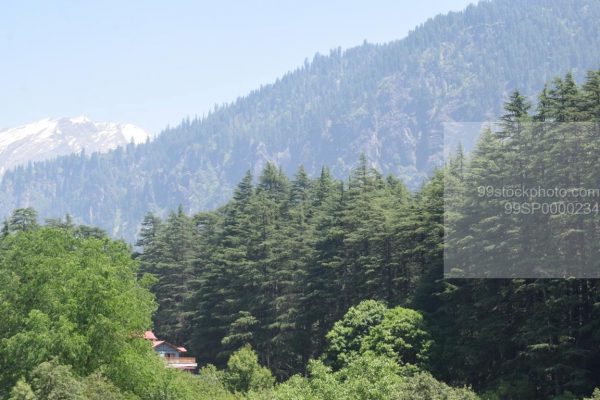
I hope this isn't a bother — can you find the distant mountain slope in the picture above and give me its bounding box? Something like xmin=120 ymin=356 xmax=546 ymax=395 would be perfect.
xmin=0 ymin=116 xmax=149 ymax=175
xmin=1 ymin=0 xmax=600 ymax=240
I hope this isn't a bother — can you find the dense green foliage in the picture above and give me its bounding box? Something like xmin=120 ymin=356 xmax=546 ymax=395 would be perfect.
xmin=137 ymin=158 xmax=418 ymax=379
xmin=2 ymin=0 xmax=600 ymax=240
xmin=323 ymin=300 xmax=388 ymax=369
xmin=323 ymin=300 xmax=431 ymax=370
xmin=6 ymin=70 xmax=600 ymax=397
xmin=0 ymin=222 xmax=234 ymax=400
xmin=135 ymin=70 xmax=600 ymax=399
xmin=221 ymin=345 xmax=275 ymax=395
xmin=0 ymin=212 xmax=475 ymax=399
xmin=445 ymin=72 xmax=600 ymax=278
xmin=430 ymin=71 xmax=600 ymax=399
xmin=273 ymin=355 xmax=478 ymax=400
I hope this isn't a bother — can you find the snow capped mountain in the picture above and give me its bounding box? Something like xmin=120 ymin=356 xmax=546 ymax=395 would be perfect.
xmin=0 ymin=116 xmax=150 ymax=175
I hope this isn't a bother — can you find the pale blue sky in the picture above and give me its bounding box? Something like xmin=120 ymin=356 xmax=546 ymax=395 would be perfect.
xmin=0 ymin=1 xmax=475 ymax=134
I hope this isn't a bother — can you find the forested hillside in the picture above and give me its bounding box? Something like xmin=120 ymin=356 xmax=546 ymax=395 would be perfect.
xmin=2 ymin=0 xmax=600 ymax=240
xmin=3 ymin=70 xmax=600 ymax=399
xmin=135 ymin=70 xmax=600 ymax=399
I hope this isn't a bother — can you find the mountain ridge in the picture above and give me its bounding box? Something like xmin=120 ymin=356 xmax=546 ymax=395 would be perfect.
xmin=0 ymin=116 xmax=150 ymax=175
xmin=1 ymin=0 xmax=600 ymax=240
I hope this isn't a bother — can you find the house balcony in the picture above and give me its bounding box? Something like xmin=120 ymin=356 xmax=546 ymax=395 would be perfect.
xmin=163 ymin=356 xmax=197 ymax=370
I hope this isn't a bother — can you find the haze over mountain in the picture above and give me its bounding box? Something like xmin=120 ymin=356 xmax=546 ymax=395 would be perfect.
xmin=0 ymin=116 xmax=149 ymax=175
xmin=1 ymin=0 xmax=599 ymax=240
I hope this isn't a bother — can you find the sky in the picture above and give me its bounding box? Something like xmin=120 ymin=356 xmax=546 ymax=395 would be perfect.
xmin=0 ymin=0 xmax=476 ymax=135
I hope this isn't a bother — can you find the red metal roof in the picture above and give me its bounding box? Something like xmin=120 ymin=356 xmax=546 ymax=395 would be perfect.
xmin=143 ymin=331 xmax=158 ymax=340
xmin=144 ymin=331 xmax=188 ymax=354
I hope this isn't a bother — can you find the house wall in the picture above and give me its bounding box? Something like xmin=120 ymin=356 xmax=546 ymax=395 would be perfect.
xmin=154 ymin=343 xmax=181 ymax=357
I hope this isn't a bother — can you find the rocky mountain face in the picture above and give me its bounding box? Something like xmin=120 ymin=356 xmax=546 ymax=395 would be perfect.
xmin=1 ymin=0 xmax=600 ymax=241
xmin=0 ymin=116 xmax=149 ymax=175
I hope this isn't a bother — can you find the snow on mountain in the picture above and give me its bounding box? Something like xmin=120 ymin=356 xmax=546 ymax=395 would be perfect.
xmin=0 ymin=116 xmax=150 ymax=175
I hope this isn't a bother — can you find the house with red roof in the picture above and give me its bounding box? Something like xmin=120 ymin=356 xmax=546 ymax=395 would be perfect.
xmin=144 ymin=331 xmax=197 ymax=372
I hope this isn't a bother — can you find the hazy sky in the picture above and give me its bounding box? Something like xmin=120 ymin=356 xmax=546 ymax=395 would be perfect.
xmin=0 ymin=0 xmax=475 ymax=134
